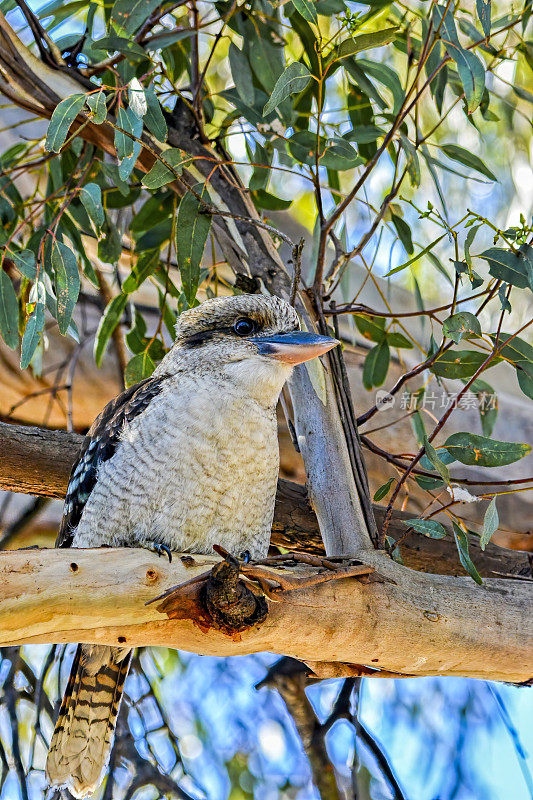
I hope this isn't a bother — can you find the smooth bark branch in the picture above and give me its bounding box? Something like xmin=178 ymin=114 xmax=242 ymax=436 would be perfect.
xmin=0 ymin=421 xmax=529 ymax=577
xmin=0 ymin=548 xmax=530 ymax=683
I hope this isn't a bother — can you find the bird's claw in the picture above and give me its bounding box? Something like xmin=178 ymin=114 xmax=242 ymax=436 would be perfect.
xmin=149 ymin=541 xmax=173 ymax=563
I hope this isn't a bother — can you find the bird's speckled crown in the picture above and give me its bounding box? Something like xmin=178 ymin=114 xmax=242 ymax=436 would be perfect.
xmin=175 ymin=294 xmax=300 ymax=338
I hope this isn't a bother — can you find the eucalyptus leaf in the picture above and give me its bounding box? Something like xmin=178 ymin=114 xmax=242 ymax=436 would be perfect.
xmin=79 ymin=182 xmax=104 ymax=230
xmin=433 ymin=6 xmax=485 ymax=113
xmin=45 ymin=94 xmax=86 ymax=153
xmin=229 ymin=43 xmax=254 ymax=106
xmin=406 ymin=519 xmax=448 ymax=539
xmin=86 ymin=90 xmax=107 ymax=124
xmin=263 ymin=62 xmax=312 ymax=116
xmin=362 ymin=341 xmax=390 ymax=389
xmin=20 ymin=302 xmax=45 ymax=370
xmin=477 ymin=0 xmax=491 ymax=37
xmin=111 ymin=0 xmax=160 ymax=35
xmin=337 ymin=28 xmax=398 ymax=60
xmin=142 ymin=149 xmax=188 ymax=189
xmin=443 ymin=432 xmax=531 ymax=467
xmin=292 ymin=0 xmax=317 ymax=25
xmin=452 ymin=522 xmax=483 ymax=584
xmin=176 ymin=185 xmax=212 ymax=306
xmin=480 ymin=496 xmax=498 ymax=550
xmin=373 ymin=477 xmax=395 ymax=502
xmin=424 ymin=437 xmax=450 ymax=484
xmin=443 ymin=312 xmax=482 ymax=343
xmin=94 ymin=292 xmax=128 ymax=366
xmin=125 ymin=351 xmax=156 ymax=387
xmin=441 ymin=145 xmax=496 ymax=181
xmin=479 ymin=247 xmax=532 ymax=289
xmin=0 ymin=268 xmax=19 ymax=349
xmin=144 ymin=86 xmax=167 ymax=142
xmin=50 ymin=240 xmax=80 ymax=335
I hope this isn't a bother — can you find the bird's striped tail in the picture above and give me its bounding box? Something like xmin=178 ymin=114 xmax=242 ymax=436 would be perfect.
xmin=46 ymin=644 xmax=132 ymax=799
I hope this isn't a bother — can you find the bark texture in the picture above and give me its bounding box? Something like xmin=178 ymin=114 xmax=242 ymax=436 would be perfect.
xmin=0 ymin=547 xmax=530 ymax=682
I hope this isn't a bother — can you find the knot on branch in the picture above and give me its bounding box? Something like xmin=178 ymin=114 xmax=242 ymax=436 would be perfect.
xmin=150 ymin=551 xmax=268 ymax=639
xmin=150 ymin=549 xmax=376 ymax=639
xmin=203 ymin=555 xmax=268 ymax=633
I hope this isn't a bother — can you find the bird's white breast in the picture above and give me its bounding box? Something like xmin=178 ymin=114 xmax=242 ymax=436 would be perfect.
xmin=72 ymin=372 xmax=279 ymax=559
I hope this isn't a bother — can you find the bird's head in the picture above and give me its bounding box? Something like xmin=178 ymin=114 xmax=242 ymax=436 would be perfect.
xmin=167 ymin=294 xmax=339 ymax=404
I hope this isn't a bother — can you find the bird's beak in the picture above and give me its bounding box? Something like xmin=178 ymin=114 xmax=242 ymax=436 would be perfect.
xmin=249 ymin=331 xmax=340 ymax=365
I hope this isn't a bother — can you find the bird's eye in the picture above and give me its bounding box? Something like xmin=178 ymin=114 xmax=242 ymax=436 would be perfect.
xmin=233 ymin=317 xmax=257 ymax=337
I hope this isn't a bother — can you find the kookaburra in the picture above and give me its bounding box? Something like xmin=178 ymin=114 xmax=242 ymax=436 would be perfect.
xmin=46 ymin=293 xmax=338 ymax=797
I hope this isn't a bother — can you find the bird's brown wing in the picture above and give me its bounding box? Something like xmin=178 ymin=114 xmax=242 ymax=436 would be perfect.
xmin=57 ymin=375 xmax=168 ymax=547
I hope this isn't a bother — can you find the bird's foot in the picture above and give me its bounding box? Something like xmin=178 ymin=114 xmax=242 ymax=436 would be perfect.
xmin=146 ymin=540 xmax=173 ymax=563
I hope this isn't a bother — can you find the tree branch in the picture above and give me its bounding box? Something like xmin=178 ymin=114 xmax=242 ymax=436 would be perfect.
xmin=0 ymin=547 xmax=530 ymax=682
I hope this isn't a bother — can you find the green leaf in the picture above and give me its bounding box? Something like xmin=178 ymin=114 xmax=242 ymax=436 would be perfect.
xmin=45 ymin=94 xmax=86 ymax=153
xmin=111 ymin=0 xmax=160 ymax=35
xmin=125 ymin=350 xmax=156 ymax=387
xmin=292 ymin=0 xmax=317 ymax=24
xmin=8 ymin=249 xmax=36 ymax=280
xmin=354 ymin=313 xmax=385 ymax=343
xmin=464 ymin=223 xmax=480 ymax=275
xmin=0 ymin=268 xmax=19 ymax=349
xmin=433 ymin=5 xmax=485 ymax=113
xmin=144 ymin=86 xmax=167 ymax=142
xmin=385 ymin=233 xmax=447 ymax=276
xmin=479 ymin=247 xmax=532 ymax=289
xmin=115 ymin=106 xmax=142 ymax=180
xmin=357 ymin=59 xmax=404 ymax=116
xmin=176 ymin=184 xmax=212 ymax=306
xmin=263 ymin=62 xmax=312 ymax=116
xmin=51 ymin=241 xmax=80 ymax=335
xmin=477 ymin=0 xmax=491 ymax=37
xmin=480 ymin=496 xmax=498 ymax=550
xmin=94 ymin=292 xmax=128 ymax=367
xmin=115 ymin=105 xmax=138 ymax=160
xmin=406 ymin=519 xmax=448 ymax=539
xmin=86 ymin=90 xmax=107 ymax=124
xmin=337 ymin=28 xmax=398 ymax=59
xmin=411 ymin=409 xmax=427 ymax=447
xmin=390 ymin=212 xmax=413 ymax=255
xmin=386 ymin=331 xmax=414 ymax=349
xmin=431 ymin=349 xmax=498 ymax=379
xmin=79 ymin=182 xmax=104 ymax=230
xmin=470 ymin=378 xmax=498 ymax=437
xmin=443 ymin=312 xmax=482 ymax=343
xmin=122 ymin=249 xmax=159 ymax=293
xmin=229 ymin=43 xmax=254 ymax=106
xmin=98 ymin=220 xmax=122 ymax=264
xmin=441 ymin=145 xmax=496 ymax=181
xmin=141 ymin=149 xmax=188 ymax=189
xmin=20 ymin=302 xmax=45 ymax=370
xmin=251 ymin=189 xmax=292 ymax=211
xmin=94 ymin=35 xmax=147 ymax=59
xmin=345 ymin=124 xmax=385 ymax=143
xmin=443 ymin=432 xmax=531 ymax=467
xmin=373 ymin=477 xmax=395 ymax=502
xmin=452 ymin=522 xmax=483 ymax=584
xmin=320 ymin=137 xmax=361 ymax=171
xmin=362 ymin=341 xmax=390 ymax=389
xmin=424 ymin=436 xmax=450 ymax=484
